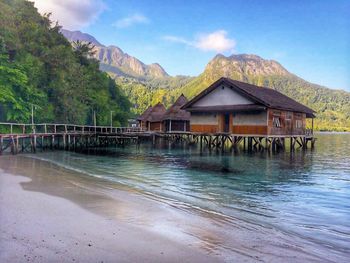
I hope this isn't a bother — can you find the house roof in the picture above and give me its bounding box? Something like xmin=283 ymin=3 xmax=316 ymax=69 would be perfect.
xmin=162 ymin=94 xmax=191 ymax=121
xmin=185 ymin=104 xmax=266 ymax=112
xmin=182 ymin=77 xmax=316 ymax=118
xmin=147 ymin=102 xmax=167 ymax=122
xmin=137 ymin=105 xmax=153 ymax=121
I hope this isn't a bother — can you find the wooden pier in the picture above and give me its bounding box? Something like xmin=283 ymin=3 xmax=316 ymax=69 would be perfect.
xmin=0 ymin=122 xmax=316 ymax=155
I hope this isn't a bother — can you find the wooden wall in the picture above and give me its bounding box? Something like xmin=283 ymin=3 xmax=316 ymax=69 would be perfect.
xmin=150 ymin=122 xmax=163 ymax=131
xmin=164 ymin=120 xmax=190 ymax=132
xmin=232 ymin=125 xmax=267 ymax=135
xmin=190 ymin=124 xmax=219 ymax=133
xmin=189 ymin=109 xmax=307 ymax=135
xmin=232 ymin=111 xmax=267 ymax=135
xmin=267 ymin=109 xmax=306 ymax=135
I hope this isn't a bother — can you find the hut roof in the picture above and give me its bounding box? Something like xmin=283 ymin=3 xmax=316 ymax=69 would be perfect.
xmin=137 ymin=105 xmax=153 ymax=121
xmin=163 ymin=94 xmax=191 ymax=121
xmin=182 ymin=77 xmax=315 ymax=118
xmin=147 ymin=102 xmax=166 ymax=122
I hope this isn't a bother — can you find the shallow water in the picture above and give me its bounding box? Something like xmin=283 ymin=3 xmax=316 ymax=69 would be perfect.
xmin=27 ymin=133 xmax=350 ymax=260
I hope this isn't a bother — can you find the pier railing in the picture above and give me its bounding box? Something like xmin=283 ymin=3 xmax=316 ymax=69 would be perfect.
xmin=0 ymin=122 xmax=144 ymax=135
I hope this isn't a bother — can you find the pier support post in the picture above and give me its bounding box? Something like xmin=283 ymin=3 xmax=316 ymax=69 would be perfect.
xmin=0 ymin=136 xmax=3 ymax=155
xmin=33 ymin=135 xmax=37 ymax=153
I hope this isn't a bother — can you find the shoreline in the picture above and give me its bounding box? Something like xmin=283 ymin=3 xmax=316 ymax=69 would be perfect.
xmin=0 ymin=155 xmax=346 ymax=262
xmin=0 ymin=156 xmax=222 ymax=263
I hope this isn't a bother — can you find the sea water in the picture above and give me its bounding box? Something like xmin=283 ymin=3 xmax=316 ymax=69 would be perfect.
xmin=27 ymin=133 xmax=350 ymax=260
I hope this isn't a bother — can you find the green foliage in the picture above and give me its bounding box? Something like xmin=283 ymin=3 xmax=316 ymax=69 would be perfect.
xmin=0 ymin=0 xmax=131 ymax=126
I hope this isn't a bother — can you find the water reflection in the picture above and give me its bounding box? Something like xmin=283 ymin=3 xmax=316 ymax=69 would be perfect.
xmin=17 ymin=133 xmax=350 ymax=257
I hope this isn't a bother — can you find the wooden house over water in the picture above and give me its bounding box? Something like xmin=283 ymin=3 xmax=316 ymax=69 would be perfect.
xmin=137 ymin=102 xmax=166 ymax=131
xmin=163 ymin=94 xmax=190 ymax=132
xmin=182 ymin=77 xmax=315 ymax=136
xmin=137 ymin=105 xmax=153 ymax=130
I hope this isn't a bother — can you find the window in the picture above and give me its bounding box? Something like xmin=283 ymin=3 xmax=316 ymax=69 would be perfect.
xmin=296 ymin=120 xmax=303 ymax=129
xmin=286 ymin=112 xmax=292 ymax=120
xmin=273 ymin=117 xmax=281 ymax=128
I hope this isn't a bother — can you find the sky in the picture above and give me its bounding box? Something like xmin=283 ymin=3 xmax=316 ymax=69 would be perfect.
xmin=33 ymin=0 xmax=350 ymax=91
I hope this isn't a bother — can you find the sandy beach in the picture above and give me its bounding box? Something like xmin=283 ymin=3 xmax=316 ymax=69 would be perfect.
xmin=0 ymin=154 xmax=345 ymax=263
xmin=0 ymin=156 xmax=222 ymax=263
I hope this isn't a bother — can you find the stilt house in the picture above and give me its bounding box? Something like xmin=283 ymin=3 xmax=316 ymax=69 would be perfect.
xmin=181 ymin=77 xmax=315 ymax=135
xmin=137 ymin=105 xmax=153 ymax=130
xmin=163 ymin=94 xmax=190 ymax=132
xmin=137 ymin=102 xmax=166 ymax=131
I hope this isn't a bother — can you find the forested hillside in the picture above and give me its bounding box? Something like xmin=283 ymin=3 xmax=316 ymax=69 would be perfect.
xmin=0 ymin=0 xmax=131 ymax=126
xmin=178 ymin=54 xmax=350 ymax=131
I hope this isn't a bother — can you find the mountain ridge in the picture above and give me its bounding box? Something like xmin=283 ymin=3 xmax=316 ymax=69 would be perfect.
xmin=61 ymin=29 xmax=169 ymax=79
xmin=179 ymin=54 xmax=350 ymax=130
xmin=60 ymin=29 xmax=350 ymax=131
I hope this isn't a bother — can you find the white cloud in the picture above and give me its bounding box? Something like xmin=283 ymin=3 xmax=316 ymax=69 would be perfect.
xmin=32 ymin=0 xmax=106 ymax=30
xmin=194 ymin=30 xmax=235 ymax=52
xmin=113 ymin=14 xmax=149 ymax=28
xmin=162 ymin=36 xmax=192 ymax=45
xmin=163 ymin=30 xmax=236 ymax=53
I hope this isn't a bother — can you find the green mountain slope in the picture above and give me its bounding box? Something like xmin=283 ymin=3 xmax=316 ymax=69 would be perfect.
xmin=0 ymin=0 xmax=131 ymax=126
xmin=61 ymin=29 xmax=194 ymax=115
xmin=179 ymin=54 xmax=350 ymax=131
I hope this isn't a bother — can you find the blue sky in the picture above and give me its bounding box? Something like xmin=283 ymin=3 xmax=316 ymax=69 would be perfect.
xmin=34 ymin=0 xmax=350 ymax=91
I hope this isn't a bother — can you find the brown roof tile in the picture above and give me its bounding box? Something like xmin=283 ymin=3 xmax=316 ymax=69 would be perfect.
xmin=147 ymin=102 xmax=166 ymax=122
xmin=137 ymin=105 xmax=153 ymax=121
xmin=163 ymin=94 xmax=191 ymax=121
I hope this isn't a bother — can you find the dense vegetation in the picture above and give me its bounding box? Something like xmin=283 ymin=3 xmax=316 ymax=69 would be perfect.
xmin=0 ymin=0 xmax=131 ymax=126
xmin=113 ymin=76 xmax=192 ymax=115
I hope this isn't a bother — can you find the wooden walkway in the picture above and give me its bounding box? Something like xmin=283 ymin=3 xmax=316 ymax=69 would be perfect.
xmin=0 ymin=122 xmax=316 ymax=155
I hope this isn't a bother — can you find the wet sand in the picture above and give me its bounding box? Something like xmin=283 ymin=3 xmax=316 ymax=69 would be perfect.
xmin=0 ymin=156 xmax=223 ymax=263
xmin=0 ymin=155 xmax=341 ymax=262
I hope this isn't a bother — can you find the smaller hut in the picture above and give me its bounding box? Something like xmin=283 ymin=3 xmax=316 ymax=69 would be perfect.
xmin=162 ymin=94 xmax=190 ymax=132
xmin=137 ymin=102 xmax=166 ymax=131
xmin=137 ymin=105 xmax=153 ymax=130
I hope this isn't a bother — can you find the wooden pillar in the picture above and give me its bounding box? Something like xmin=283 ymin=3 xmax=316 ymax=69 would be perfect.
xmin=16 ymin=135 xmax=19 ymax=154
xmin=63 ymin=134 xmax=66 ymax=150
xmin=169 ymin=120 xmax=172 ymax=132
xmin=0 ymin=136 xmax=3 ymax=155
xmin=33 ymin=135 xmax=37 ymax=153
xmin=22 ymin=137 xmax=25 ymax=153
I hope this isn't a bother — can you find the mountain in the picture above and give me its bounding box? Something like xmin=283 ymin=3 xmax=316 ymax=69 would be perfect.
xmin=179 ymin=54 xmax=350 ymax=131
xmin=60 ymin=29 xmax=102 ymax=46
xmin=61 ymin=29 xmax=169 ymax=79
xmin=60 ymin=29 xmax=350 ymax=131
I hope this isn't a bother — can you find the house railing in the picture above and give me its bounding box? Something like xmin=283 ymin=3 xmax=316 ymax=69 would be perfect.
xmin=0 ymin=122 xmax=145 ymax=135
